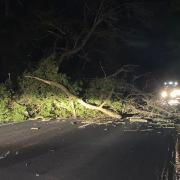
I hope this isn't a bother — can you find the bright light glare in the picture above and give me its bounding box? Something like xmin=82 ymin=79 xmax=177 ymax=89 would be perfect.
xmin=169 ymin=81 xmax=173 ymax=85
xmin=175 ymin=82 xmax=178 ymax=86
xmin=170 ymin=89 xmax=180 ymax=97
xmin=161 ymin=91 xmax=167 ymax=98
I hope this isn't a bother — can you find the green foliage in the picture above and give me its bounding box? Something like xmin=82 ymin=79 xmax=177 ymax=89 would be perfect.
xmin=0 ymin=56 xmax=124 ymax=122
xmin=0 ymin=84 xmax=27 ymax=122
xmin=0 ymin=84 xmax=10 ymax=98
xmin=20 ymin=56 xmax=83 ymax=97
xmin=20 ymin=56 xmax=62 ymax=96
xmin=0 ymin=84 xmax=11 ymax=122
xmin=7 ymin=102 xmax=27 ymax=122
xmin=86 ymin=78 xmax=115 ymax=100
xmin=0 ymin=98 xmax=9 ymax=121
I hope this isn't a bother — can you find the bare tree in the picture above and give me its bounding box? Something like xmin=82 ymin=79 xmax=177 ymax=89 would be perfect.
xmin=44 ymin=0 xmax=152 ymax=69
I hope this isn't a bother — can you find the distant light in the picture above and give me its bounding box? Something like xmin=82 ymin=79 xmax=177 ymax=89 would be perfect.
xmin=170 ymin=89 xmax=180 ymax=97
xmin=164 ymin=82 xmax=167 ymax=85
xmin=175 ymin=82 xmax=178 ymax=86
xmin=169 ymin=81 xmax=173 ymax=85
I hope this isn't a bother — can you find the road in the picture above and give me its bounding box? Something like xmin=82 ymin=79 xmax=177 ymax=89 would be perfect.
xmin=0 ymin=120 xmax=176 ymax=180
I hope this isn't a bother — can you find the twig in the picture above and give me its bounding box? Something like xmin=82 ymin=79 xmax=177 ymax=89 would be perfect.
xmin=107 ymin=65 xmax=138 ymax=78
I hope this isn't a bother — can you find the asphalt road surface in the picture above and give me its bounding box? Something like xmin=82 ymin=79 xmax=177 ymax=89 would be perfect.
xmin=0 ymin=120 xmax=176 ymax=180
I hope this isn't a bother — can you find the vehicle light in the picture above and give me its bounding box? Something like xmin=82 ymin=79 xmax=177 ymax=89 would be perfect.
xmin=161 ymin=91 xmax=167 ymax=98
xmin=170 ymin=89 xmax=180 ymax=98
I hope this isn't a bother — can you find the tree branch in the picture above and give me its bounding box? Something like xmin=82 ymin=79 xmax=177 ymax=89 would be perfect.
xmin=107 ymin=65 xmax=138 ymax=78
xmin=58 ymin=1 xmax=105 ymax=65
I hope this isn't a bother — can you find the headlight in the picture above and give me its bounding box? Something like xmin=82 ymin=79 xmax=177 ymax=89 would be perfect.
xmin=170 ymin=89 xmax=180 ymax=98
xmin=161 ymin=91 xmax=167 ymax=98
xmin=175 ymin=82 xmax=178 ymax=86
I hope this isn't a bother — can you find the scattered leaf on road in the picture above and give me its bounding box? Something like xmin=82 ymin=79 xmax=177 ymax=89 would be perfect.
xmin=0 ymin=151 xmax=10 ymax=159
xmin=31 ymin=127 xmax=40 ymax=130
xmin=78 ymin=124 xmax=89 ymax=129
xmin=35 ymin=173 xmax=40 ymax=177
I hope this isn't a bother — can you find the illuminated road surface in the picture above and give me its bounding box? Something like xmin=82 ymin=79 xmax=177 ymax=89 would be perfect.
xmin=0 ymin=120 xmax=175 ymax=180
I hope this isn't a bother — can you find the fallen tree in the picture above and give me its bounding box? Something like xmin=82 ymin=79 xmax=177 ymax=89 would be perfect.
xmin=25 ymin=74 xmax=177 ymax=122
xmin=25 ymin=75 xmax=122 ymax=119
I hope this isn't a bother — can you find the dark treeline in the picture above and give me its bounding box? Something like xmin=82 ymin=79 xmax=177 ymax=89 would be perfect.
xmin=0 ymin=0 xmax=180 ymax=82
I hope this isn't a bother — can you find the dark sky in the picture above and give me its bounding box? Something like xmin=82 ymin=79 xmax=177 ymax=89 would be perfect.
xmin=0 ymin=0 xmax=179 ymax=81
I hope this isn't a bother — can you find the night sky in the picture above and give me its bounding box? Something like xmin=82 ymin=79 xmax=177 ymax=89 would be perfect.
xmin=0 ymin=0 xmax=180 ymax=82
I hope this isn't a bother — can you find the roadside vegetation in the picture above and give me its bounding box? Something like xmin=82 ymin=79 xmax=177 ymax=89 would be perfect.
xmin=0 ymin=56 xmax=179 ymax=124
xmin=0 ymin=1 xmax=180 ymax=124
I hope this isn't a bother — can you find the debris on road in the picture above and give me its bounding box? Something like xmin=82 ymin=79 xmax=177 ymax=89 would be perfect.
xmin=0 ymin=150 xmax=10 ymax=159
xmin=35 ymin=173 xmax=40 ymax=177
xmin=157 ymin=132 xmax=162 ymax=134
xmin=129 ymin=118 xmax=148 ymax=123
xmin=25 ymin=162 xmax=31 ymax=167
xmin=139 ymin=129 xmax=153 ymax=132
xmin=31 ymin=127 xmax=40 ymax=130
xmin=124 ymin=129 xmax=138 ymax=132
xmin=78 ymin=124 xmax=90 ymax=129
xmin=49 ymin=148 xmax=55 ymax=152
xmin=42 ymin=119 xmax=51 ymax=122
